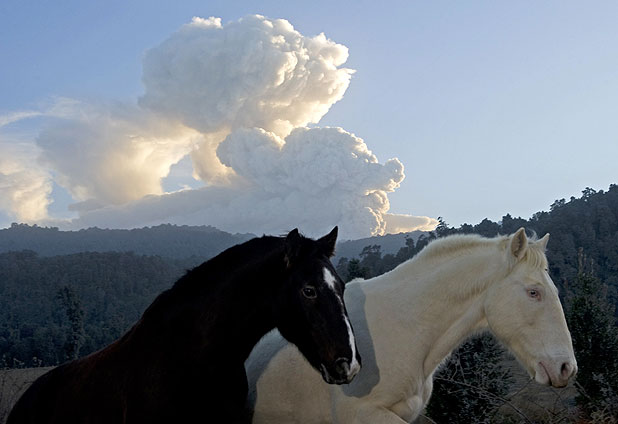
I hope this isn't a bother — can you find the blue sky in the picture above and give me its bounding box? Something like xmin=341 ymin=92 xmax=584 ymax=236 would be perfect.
xmin=1 ymin=1 xmax=617 ymax=235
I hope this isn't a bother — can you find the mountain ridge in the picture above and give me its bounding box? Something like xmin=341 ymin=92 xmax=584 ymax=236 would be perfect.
xmin=0 ymin=223 xmax=429 ymax=261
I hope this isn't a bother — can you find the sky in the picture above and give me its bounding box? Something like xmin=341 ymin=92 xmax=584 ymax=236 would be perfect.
xmin=1 ymin=1 xmax=617 ymax=239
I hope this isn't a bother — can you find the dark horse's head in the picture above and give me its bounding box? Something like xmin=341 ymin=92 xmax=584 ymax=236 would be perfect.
xmin=274 ymin=227 xmax=361 ymax=385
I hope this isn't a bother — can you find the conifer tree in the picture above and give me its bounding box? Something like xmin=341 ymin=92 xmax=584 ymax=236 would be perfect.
xmin=566 ymin=269 xmax=618 ymax=421
xmin=56 ymin=286 xmax=85 ymax=361
xmin=425 ymin=334 xmax=513 ymax=423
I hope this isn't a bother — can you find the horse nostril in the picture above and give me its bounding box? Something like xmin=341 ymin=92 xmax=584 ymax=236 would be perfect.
xmin=334 ymin=357 xmax=350 ymax=376
xmin=561 ymin=362 xmax=573 ymax=379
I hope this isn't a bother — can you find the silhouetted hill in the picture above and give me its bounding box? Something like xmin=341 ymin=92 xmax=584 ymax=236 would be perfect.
xmin=0 ymin=224 xmax=255 ymax=259
xmin=334 ymin=230 xmax=426 ymax=262
xmin=0 ymin=223 xmax=429 ymax=262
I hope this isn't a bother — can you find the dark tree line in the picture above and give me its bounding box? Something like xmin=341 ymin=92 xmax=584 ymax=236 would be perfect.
xmin=0 ymin=224 xmax=254 ymax=259
xmin=0 ymin=251 xmax=197 ymax=367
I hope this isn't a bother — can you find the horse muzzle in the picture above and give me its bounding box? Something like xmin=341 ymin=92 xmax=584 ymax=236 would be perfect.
xmin=534 ymin=358 xmax=577 ymax=388
xmin=319 ymin=357 xmax=361 ymax=385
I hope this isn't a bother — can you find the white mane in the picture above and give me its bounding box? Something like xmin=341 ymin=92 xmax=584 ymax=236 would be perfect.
xmin=380 ymin=233 xmax=549 ymax=301
xmin=411 ymin=232 xmax=547 ymax=270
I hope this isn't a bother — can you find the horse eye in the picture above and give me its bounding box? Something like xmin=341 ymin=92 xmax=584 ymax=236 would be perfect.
xmin=527 ymin=289 xmax=540 ymax=299
xmin=302 ymin=286 xmax=317 ymax=299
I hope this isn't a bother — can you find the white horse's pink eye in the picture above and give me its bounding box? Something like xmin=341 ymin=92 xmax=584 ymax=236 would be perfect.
xmin=527 ymin=289 xmax=541 ymax=299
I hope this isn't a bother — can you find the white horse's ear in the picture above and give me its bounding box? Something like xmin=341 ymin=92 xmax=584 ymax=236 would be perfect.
xmin=537 ymin=233 xmax=550 ymax=250
xmin=510 ymin=227 xmax=528 ymax=260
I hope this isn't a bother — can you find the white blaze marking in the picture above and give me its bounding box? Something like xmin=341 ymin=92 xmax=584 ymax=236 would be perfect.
xmin=345 ymin=315 xmax=360 ymax=374
xmin=323 ymin=267 xmax=360 ymax=376
xmin=323 ymin=267 xmax=337 ymax=291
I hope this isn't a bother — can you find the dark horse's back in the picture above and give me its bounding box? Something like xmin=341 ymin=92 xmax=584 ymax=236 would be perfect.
xmin=7 ymin=368 xmax=56 ymax=424
xmin=7 ymin=347 xmax=126 ymax=424
xmin=7 ymin=335 xmax=214 ymax=424
xmin=8 ymin=364 xmax=90 ymax=424
xmin=8 ymin=348 xmax=246 ymax=424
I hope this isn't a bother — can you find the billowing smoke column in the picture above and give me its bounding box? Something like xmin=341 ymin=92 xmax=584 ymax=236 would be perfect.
xmin=0 ymin=15 xmax=437 ymax=238
xmin=139 ymin=15 xmax=354 ymax=184
xmin=217 ymin=127 xmax=405 ymax=235
xmin=141 ymin=16 xmax=353 ymax=135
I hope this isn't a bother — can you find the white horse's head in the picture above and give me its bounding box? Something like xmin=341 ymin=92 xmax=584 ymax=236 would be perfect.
xmin=484 ymin=228 xmax=577 ymax=388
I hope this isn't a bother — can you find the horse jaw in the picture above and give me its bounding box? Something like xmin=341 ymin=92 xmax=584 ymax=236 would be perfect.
xmin=507 ymin=334 xmax=577 ymax=388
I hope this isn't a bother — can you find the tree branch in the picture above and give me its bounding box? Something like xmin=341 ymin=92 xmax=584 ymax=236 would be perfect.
xmin=433 ymin=377 xmax=535 ymax=424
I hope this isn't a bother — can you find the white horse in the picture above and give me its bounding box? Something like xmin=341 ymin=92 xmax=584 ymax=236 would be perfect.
xmin=245 ymin=228 xmax=577 ymax=423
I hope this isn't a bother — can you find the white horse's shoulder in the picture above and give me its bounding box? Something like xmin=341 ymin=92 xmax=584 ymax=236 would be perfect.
xmin=248 ymin=332 xmax=330 ymax=424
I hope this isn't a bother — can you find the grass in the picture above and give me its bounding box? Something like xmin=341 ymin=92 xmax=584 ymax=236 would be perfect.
xmin=0 ymin=367 xmax=52 ymax=424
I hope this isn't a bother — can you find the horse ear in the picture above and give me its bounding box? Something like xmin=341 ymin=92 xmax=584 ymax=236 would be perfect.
xmin=318 ymin=226 xmax=338 ymax=257
xmin=510 ymin=227 xmax=528 ymax=260
xmin=537 ymin=233 xmax=550 ymax=250
xmin=284 ymin=228 xmax=302 ymax=267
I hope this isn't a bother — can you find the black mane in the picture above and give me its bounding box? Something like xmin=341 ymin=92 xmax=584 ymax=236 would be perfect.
xmin=173 ymin=235 xmax=283 ymax=292
xmin=138 ymin=235 xmax=284 ymax=321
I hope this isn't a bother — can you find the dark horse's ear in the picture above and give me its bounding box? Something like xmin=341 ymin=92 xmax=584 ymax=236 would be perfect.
xmin=284 ymin=228 xmax=302 ymax=268
xmin=318 ymin=226 xmax=338 ymax=258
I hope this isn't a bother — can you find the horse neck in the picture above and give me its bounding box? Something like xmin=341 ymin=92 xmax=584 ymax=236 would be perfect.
xmin=366 ymin=243 xmax=506 ymax=379
xmin=128 ymin=241 xmax=286 ymax=363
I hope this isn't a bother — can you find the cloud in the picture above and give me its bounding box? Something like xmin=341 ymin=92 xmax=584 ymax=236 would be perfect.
xmin=0 ymin=97 xmax=83 ymax=129
xmin=384 ymin=213 xmax=439 ymax=234
xmin=140 ymin=15 xmax=353 ymax=138
xmin=140 ymin=15 xmax=354 ymax=184
xmin=1 ymin=15 xmax=436 ymax=238
xmin=0 ymin=139 xmax=52 ymax=222
xmin=36 ymin=103 xmax=203 ymax=208
xmin=65 ymin=127 xmax=430 ymax=239
xmin=215 ymin=126 xmax=410 ymax=237
xmin=0 ymin=97 xmax=81 ymax=223
xmin=0 ymin=111 xmax=43 ymax=128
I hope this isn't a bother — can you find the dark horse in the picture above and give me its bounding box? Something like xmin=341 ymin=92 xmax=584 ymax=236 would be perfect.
xmin=8 ymin=227 xmax=361 ymax=424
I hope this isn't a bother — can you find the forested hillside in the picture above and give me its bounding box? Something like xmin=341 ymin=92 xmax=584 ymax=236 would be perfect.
xmin=0 ymin=252 xmax=197 ymax=367
xmin=0 ymin=224 xmax=254 ymax=259
xmin=333 ymin=230 xmax=425 ymax=261
xmin=0 ymin=224 xmax=421 ymax=263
